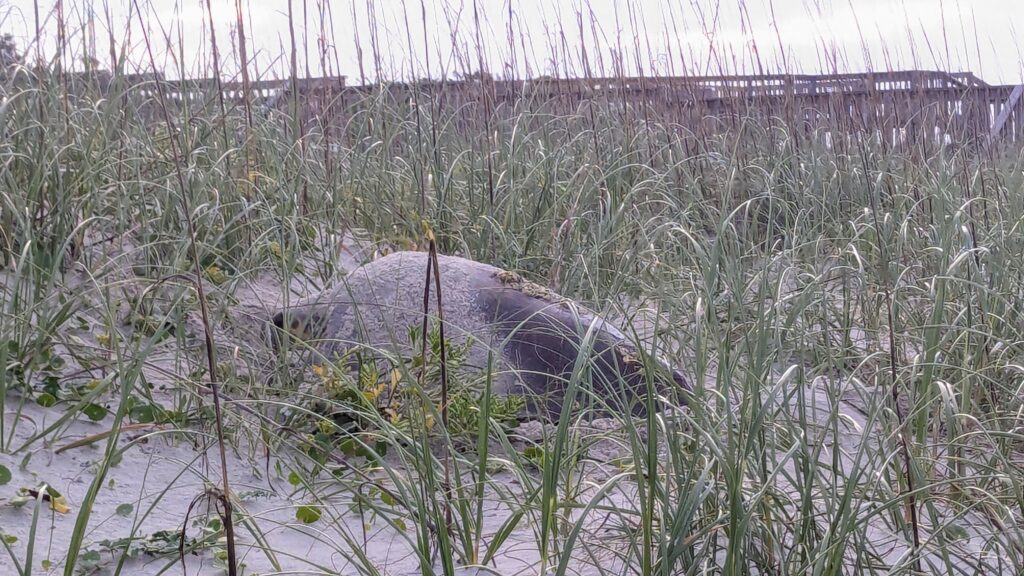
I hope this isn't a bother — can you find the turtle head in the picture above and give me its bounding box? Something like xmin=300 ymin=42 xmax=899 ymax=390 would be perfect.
xmin=267 ymin=306 xmax=326 ymax=351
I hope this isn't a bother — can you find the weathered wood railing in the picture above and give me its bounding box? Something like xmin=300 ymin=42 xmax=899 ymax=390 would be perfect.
xmin=52 ymin=69 xmax=1024 ymax=150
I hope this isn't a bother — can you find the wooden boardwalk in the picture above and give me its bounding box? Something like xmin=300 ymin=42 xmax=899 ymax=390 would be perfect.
xmin=65 ymin=69 xmax=1024 ymax=150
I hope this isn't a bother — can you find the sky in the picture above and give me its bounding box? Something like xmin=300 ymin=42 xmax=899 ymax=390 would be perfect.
xmin=1 ymin=0 xmax=1021 ymax=85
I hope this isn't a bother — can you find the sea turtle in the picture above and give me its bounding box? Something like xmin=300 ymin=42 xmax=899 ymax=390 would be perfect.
xmin=269 ymin=251 xmax=690 ymax=419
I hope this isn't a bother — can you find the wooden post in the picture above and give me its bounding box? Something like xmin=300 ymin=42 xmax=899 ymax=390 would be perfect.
xmin=989 ymin=84 xmax=1023 ymax=145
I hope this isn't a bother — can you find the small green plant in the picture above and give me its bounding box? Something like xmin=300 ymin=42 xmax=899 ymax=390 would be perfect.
xmin=444 ymin=385 xmax=525 ymax=440
xmin=75 ymin=528 xmax=209 ymax=575
xmin=303 ymin=322 xmax=524 ymax=446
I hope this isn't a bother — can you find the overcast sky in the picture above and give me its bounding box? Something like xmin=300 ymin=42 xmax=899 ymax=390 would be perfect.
xmin=2 ymin=0 xmax=1021 ymax=85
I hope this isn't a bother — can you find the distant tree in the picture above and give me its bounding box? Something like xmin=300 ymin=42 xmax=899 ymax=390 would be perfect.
xmin=460 ymin=70 xmax=494 ymax=82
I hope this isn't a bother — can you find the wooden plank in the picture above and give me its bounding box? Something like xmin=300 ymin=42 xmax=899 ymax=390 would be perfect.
xmin=990 ymin=84 xmax=1024 ymax=140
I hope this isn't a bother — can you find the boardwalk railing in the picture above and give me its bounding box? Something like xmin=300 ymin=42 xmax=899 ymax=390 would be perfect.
xmin=51 ymin=69 xmax=1024 ymax=150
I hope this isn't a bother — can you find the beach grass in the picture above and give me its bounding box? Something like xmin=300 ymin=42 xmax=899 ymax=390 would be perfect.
xmin=1 ymin=1 xmax=1023 ymax=574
